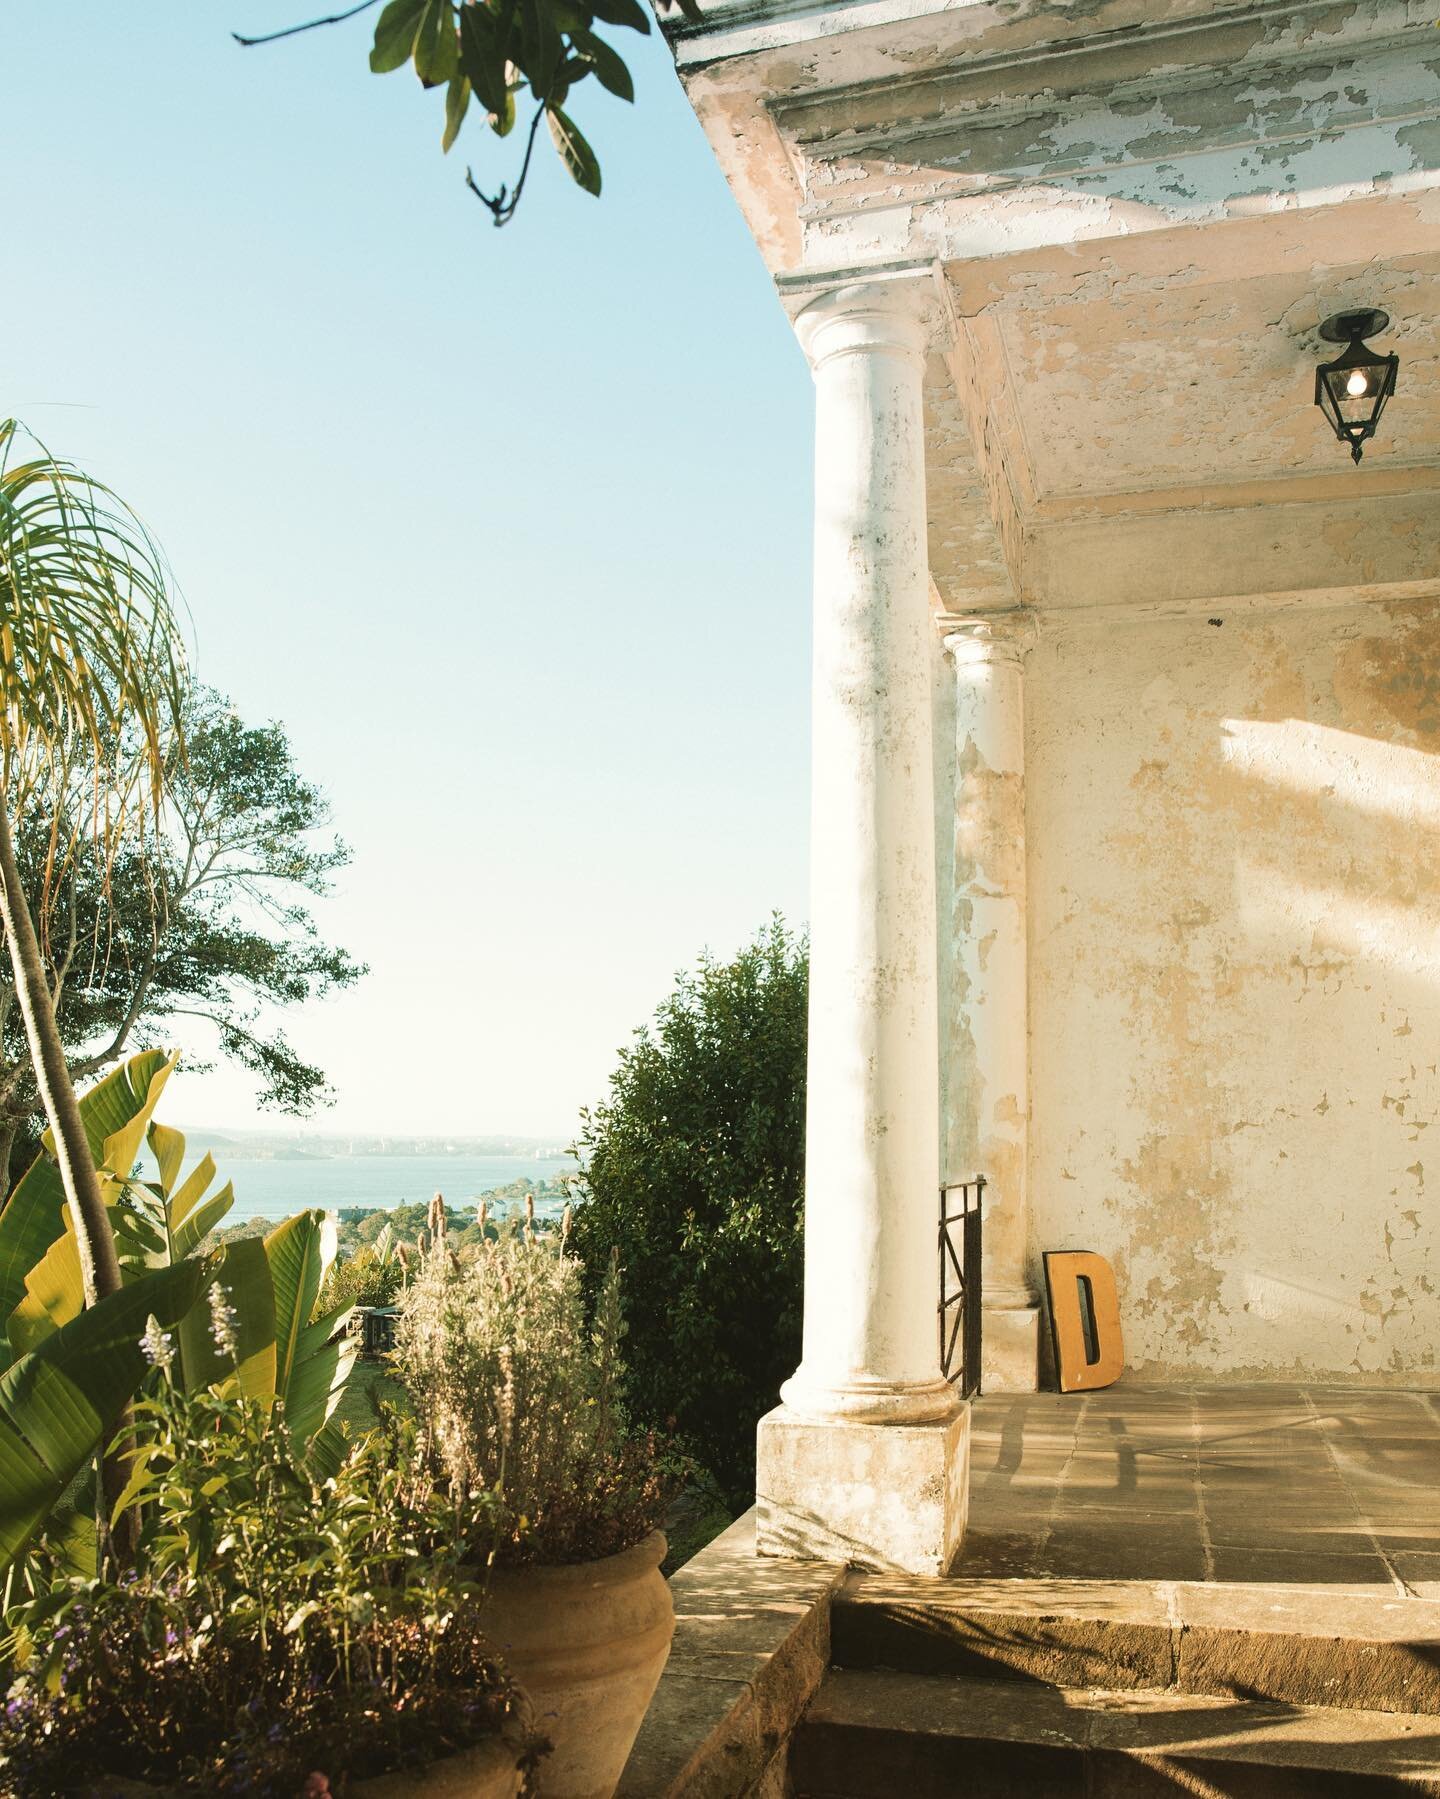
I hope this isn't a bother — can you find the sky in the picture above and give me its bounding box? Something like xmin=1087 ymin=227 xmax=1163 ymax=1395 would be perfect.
xmin=2 ymin=3 xmax=814 ymax=1140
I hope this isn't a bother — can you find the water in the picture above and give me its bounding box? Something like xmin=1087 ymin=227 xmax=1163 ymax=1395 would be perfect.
xmin=198 ymin=1152 xmax=579 ymax=1226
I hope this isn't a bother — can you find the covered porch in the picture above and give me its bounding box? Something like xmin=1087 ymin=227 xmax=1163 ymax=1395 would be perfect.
xmin=662 ymin=0 xmax=1440 ymax=1580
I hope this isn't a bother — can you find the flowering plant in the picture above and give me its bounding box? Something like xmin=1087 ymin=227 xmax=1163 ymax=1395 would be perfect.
xmin=0 ymin=1289 xmax=542 ymax=1797
xmin=394 ymin=1220 xmax=682 ymax=1567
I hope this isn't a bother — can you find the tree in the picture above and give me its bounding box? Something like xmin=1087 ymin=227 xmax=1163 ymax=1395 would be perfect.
xmin=0 ymin=418 xmax=187 ymax=1311
xmin=234 ymin=0 xmax=699 ymax=224
xmin=0 ymin=685 xmax=365 ymax=1193
xmin=570 ymin=918 xmax=806 ymax=1509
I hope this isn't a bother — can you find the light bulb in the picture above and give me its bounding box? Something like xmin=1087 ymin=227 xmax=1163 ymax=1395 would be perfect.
xmin=1345 ymin=370 xmax=1370 ymax=397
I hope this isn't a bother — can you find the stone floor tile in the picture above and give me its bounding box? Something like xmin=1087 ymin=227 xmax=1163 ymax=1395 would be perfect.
xmin=961 ymin=1388 xmax=1438 ymax=1589
xmin=1368 ymin=1528 xmax=1440 ymax=1559
xmin=1042 ymin=1539 xmax=1211 ymax=1583
xmin=1065 ymin=1486 xmax=1202 ymax=1518
xmin=1392 ymin=1553 xmax=1440 ymax=1600
xmin=1207 ymin=1546 xmax=1395 ymax=1588
xmin=1309 ymin=1390 xmax=1440 ymax=1420
xmin=1206 ymin=1524 xmax=1371 ymax=1556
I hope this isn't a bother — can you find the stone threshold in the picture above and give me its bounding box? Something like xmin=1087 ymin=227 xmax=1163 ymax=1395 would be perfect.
xmin=792 ymin=1666 xmax=1440 ymax=1796
xmin=618 ymin=1510 xmax=842 ymax=1798
xmin=835 ymin=1572 xmax=1440 ymax=1716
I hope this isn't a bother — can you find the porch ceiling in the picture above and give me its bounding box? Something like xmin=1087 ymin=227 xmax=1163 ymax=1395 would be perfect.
xmin=668 ymin=0 xmax=1440 ymax=615
xmin=927 ymin=214 xmax=1440 ymax=611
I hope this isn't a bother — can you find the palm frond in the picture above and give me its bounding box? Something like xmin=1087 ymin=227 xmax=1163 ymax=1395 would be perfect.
xmin=0 ymin=419 xmax=188 ymax=836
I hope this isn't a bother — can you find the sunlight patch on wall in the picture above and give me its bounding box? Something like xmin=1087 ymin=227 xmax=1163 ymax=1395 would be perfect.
xmin=1220 ymin=716 xmax=1440 ymax=831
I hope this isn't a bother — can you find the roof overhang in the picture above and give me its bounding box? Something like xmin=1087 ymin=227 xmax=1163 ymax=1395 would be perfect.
xmin=666 ymin=0 xmax=1440 ymax=614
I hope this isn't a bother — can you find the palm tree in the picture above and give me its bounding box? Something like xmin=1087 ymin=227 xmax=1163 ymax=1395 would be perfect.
xmin=0 ymin=419 xmax=186 ymax=1308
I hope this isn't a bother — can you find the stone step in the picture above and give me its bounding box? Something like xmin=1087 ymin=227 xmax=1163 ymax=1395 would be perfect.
xmin=791 ymin=1666 xmax=1440 ymax=1797
xmin=832 ymin=1573 xmax=1440 ymax=1715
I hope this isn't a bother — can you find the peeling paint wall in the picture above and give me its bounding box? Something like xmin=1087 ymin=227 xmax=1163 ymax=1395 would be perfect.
xmin=1026 ymin=595 xmax=1440 ymax=1382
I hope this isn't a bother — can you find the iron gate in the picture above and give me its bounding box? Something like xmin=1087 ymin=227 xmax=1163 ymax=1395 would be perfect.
xmin=939 ymin=1176 xmax=983 ymax=1398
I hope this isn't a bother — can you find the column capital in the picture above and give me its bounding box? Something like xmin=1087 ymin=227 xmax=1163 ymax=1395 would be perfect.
xmin=940 ymin=612 xmax=1036 ymax=670
xmin=795 ymin=279 xmax=934 ymax=373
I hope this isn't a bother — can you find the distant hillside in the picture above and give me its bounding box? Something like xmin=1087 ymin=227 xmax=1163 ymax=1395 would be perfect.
xmin=174 ymin=1124 xmax=577 ymax=1162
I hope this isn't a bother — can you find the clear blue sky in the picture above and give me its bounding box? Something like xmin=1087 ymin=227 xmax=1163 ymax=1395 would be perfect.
xmin=3 ymin=3 xmax=813 ymax=1138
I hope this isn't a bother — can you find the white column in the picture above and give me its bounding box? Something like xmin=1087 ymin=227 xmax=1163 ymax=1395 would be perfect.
xmin=944 ymin=617 xmax=1040 ymax=1393
xmin=756 ymin=280 xmax=968 ymax=1578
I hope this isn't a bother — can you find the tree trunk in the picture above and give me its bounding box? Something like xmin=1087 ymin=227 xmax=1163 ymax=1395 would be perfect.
xmin=0 ymin=1114 xmax=18 ymax=1205
xmin=0 ymin=799 xmax=120 ymax=1305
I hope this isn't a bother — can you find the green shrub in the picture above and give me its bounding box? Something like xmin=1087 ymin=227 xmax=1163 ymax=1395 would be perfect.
xmin=316 ymin=1233 xmax=405 ymax=1315
xmin=570 ymin=918 xmax=806 ymax=1510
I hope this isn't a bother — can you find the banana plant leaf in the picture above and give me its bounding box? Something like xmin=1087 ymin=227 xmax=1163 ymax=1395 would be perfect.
xmin=0 ymin=1258 xmax=207 ymax=1575
xmin=265 ymin=1210 xmax=356 ymax=1445
xmin=6 ymin=1205 xmax=91 ymax=1359
xmin=90 ymin=1052 xmax=178 ymax=1181
xmin=152 ymin=1125 xmax=234 ymax=1262
xmin=282 ymin=1304 xmax=357 ymax=1447
xmin=0 ymin=1051 xmax=176 ymax=1367
xmin=7 ymin=1092 xmax=233 ymax=1362
xmin=176 ymin=1237 xmax=277 ymax=1403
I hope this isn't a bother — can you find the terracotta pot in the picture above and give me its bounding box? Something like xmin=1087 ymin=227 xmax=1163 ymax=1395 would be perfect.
xmin=352 ymin=1732 xmax=527 ymax=1797
xmin=482 ymin=1532 xmax=674 ymax=1799
xmin=88 ymin=1732 xmax=527 ymax=1799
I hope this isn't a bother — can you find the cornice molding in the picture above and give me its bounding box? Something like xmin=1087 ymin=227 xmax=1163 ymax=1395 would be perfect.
xmin=941 ymin=579 xmax=1440 ymax=633
xmin=774 ymin=4 xmax=1425 ymax=151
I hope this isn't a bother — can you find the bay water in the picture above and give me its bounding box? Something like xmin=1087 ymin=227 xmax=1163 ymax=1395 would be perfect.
xmin=189 ymin=1150 xmax=579 ymax=1228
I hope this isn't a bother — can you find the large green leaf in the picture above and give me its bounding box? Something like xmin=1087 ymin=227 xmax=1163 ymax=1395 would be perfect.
xmin=91 ymin=1051 xmax=176 ymax=1175
xmin=7 ymin=1063 xmax=198 ymax=1360
xmin=283 ymin=1307 xmax=358 ymax=1447
xmin=547 ymin=106 xmax=601 ymax=195
xmin=147 ymin=1122 xmax=186 ymax=1198
xmin=587 ymin=0 xmax=650 ymax=33
xmin=370 ymin=0 xmax=426 ymax=72
xmin=0 ymin=1259 xmax=207 ymax=1574
xmin=574 ymin=30 xmax=634 ymax=102
xmin=0 ymin=1052 xmax=176 ymax=1367
xmin=147 ymin=1123 xmax=235 ymax=1262
xmin=176 ymin=1238 xmax=276 ymax=1403
xmin=0 ymin=1050 xmax=174 ymax=1338
xmin=7 ymin=1204 xmax=90 ymax=1358
xmin=170 ymin=1183 xmax=234 ymax=1263
xmin=413 ymin=0 xmax=458 ymax=87
xmin=264 ymin=1210 xmax=355 ymax=1445
xmin=442 ymin=71 xmax=471 ymax=152
xmin=265 ymin=1210 xmax=331 ymax=1400
xmin=459 ymin=4 xmax=507 ymax=113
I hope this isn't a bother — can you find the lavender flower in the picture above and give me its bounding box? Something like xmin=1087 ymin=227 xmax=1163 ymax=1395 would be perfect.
xmin=209 ymin=1283 xmax=240 ymax=1360
xmin=139 ymin=1314 xmax=175 ymax=1372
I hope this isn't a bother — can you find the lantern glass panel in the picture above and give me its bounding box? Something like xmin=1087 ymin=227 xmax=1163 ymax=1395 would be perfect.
xmin=1316 ymin=344 xmax=1396 ymax=445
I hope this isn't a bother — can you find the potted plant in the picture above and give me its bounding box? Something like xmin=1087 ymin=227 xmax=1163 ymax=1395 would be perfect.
xmin=393 ymin=1219 xmax=681 ymax=1799
xmin=0 ymin=1289 xmax=545 ymax=1797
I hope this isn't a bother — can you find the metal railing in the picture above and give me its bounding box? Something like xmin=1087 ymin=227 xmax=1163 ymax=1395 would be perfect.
xmin=939 ymin=1176 xmax=984 ymax=1398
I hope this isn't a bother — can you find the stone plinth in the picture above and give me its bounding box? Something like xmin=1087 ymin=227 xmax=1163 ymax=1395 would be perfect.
xmin=982 ymin=1303 xmax=1041 ymax=1395
xmin=756 ymin=1404 xmax=970 ymax=1577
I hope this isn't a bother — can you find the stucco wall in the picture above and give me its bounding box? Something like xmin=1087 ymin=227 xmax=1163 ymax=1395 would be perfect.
xmin=1024 ymin=594 xmax=1440 ymax=1383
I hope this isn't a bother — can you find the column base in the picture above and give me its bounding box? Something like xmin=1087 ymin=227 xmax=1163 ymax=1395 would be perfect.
xmin=755 ymin=1403 xmax=970 ymax=1576
xmin=982 ymin=1302 xmax=1041 ymax=1393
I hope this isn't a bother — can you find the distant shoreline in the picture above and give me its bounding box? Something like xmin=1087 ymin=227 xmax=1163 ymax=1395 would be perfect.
xmin=174 ymin=1128 xmax=578 ymax=1164
xmin=201 ymin=1150 xmax=580 ymax=1225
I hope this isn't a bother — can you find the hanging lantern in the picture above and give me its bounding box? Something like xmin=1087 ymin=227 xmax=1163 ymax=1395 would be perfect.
xmin=1314 ymin=308 xmax=1399 ymax=465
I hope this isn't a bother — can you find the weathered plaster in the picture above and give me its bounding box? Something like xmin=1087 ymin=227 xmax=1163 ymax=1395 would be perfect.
xmin=1026 ymin=595 xmax=1440 ymax=1382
